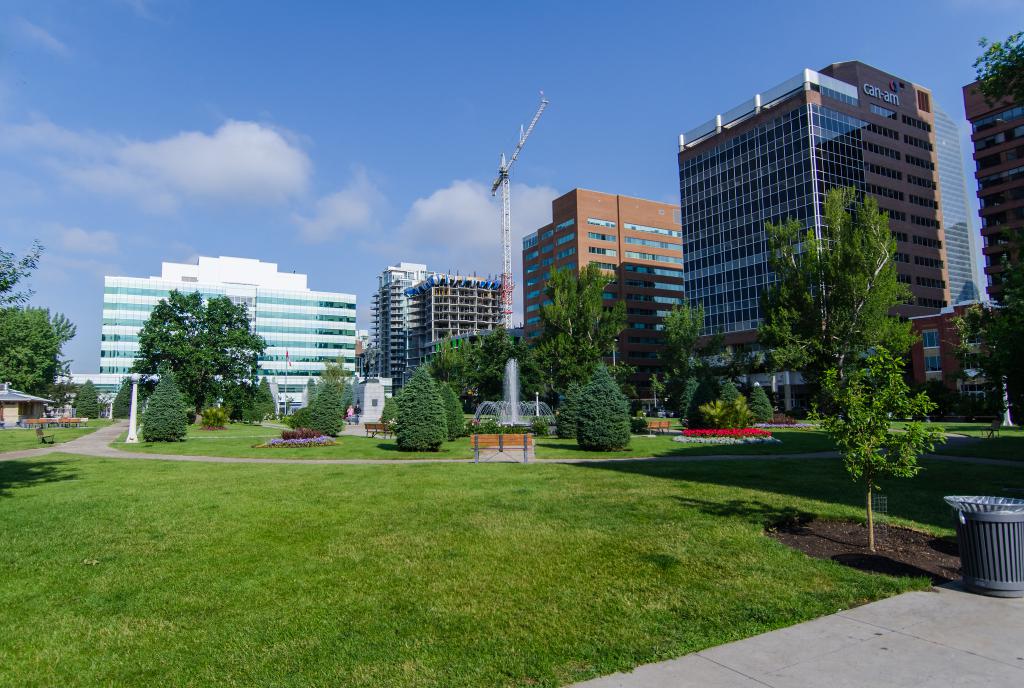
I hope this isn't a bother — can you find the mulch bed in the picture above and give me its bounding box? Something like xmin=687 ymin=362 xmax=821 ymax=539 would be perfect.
xmin=768 ymin=517 xmax=960 ymax=584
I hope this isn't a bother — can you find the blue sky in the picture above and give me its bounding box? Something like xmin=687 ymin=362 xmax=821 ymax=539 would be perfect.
xmin=0 ymin=0 xmax=1020 ymax=372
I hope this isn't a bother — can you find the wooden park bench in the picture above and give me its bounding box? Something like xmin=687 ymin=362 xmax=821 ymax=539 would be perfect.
xmin=986 ymin=418 xmax=1002 ymax=439
xmin=35 ymin=427 xmax=55 ymax=444
xmin=646 ymin=419 xmax=673 ymax=434
xmin=364 ymin=422 xmax=392 ymax=438
xmin=471 ymin=433 xmax=534 ymax=463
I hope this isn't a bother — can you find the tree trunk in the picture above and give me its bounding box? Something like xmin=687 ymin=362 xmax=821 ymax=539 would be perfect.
xmin=866 ymin=485 xmax=875 ymax=552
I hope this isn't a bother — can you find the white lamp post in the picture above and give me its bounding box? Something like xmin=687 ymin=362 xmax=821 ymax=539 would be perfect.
xmin=126 ymin=373 xmax=141 ymax=444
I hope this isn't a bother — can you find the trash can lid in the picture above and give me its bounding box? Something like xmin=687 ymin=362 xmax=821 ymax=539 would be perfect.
xmin=944 ymin=496 xmax=1024 ymax=513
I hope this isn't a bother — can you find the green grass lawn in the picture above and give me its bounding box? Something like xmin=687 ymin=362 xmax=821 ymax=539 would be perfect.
xmin=0 ymin=420 xmax=113 ymax=453
xmin=109 ymin=422 xmax=837 ymax=460
xmin=896 ymin=421 xmax=1024 ymax=461
xmin=2 ymin=453 xmax=1019 ymax=687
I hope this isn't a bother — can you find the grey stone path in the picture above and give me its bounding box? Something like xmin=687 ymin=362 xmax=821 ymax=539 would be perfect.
xmin=569 ymin=583 xmax=1024 ymax=687
xmin=0 ymin=421 xmax=1021 ymax=467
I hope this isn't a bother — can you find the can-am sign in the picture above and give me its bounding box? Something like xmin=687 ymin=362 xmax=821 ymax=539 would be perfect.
xmin=863 ymin=82 xmax=901 ymax=106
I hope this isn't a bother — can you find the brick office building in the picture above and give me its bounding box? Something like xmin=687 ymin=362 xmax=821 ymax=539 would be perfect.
xmin=963 ymin=82 xmax=1024 ymax=302
xmin=677 ymin=61 xmax=954 ymax=349
xmin=521 ymin=189 xmax=684 ymax=394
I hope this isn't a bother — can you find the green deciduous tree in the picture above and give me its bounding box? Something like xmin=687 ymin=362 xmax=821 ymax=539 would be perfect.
xmin=760 ymin=187 xmax=914 ymax=402
xmin=307 ymin=382 xmax=344 ymax=437
xmin=576 ymin=365 xmax=630 ymax=451
xmin=75 ymin=380 xmax=100 ymax=418
xmin=0 ymin=307 xmax=76 ymax=396
xmin=0 ymin=241 xmax=42 ymax=307
xmin=112 ymin=379 xmax=132 ymax=419
xmin=141 ymin=372 xmax=189 ymax=442
xmin=814 ymin=348 xmax=944 ymax=551
xmin=396 ymin=367 xmax=447 ymax=451
xmin=749 ymin=385 xmax=773 ymax=423
xmin=536 ymin=265 xmax=626 ymax=395
xmin=134 ymin=290 xmax=266 ymax=416
xmin=974 ymin=31 xmax=1024 ymax=105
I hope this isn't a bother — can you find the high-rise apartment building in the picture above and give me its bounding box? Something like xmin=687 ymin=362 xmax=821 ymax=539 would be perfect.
xmin=963 ymin=82 xmax=1023 ymax=302
xmin=935 ymin=105 xmax=982 ymax=304
xmin=678 ymin=62 xmax=947 ymax=344
xmin=521 ymin=189 xmax=684 ymax=390
xmin=101 ymin=256 xmax=357 ymax=410
xmin=370 ymin=262 xmax=431 ymax=386
xmin=405 ymin=273 xmax=503 ymax=373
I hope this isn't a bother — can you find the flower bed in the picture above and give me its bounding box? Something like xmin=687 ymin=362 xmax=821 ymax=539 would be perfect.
xmin=263 ymin=435 xmax=336 ymax=448
xmin=676 ymin=427 xmax=779 ymax=445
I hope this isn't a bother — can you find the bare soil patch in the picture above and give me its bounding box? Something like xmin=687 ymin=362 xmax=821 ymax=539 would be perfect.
xmin=768 ymin=516 xmax=960 ymax=584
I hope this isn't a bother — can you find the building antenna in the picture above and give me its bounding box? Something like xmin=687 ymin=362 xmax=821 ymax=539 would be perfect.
xmin=491 ymin=91 xmax=548 ymax=329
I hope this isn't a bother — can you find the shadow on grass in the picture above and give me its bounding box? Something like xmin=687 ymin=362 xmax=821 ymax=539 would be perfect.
xmin=0 ymin=459 xmax=77 ymax=498
xmin=673 ymin=496 xmax=814 ymax=530
xmin=567 ymin=457 xmax=1024 ymax=532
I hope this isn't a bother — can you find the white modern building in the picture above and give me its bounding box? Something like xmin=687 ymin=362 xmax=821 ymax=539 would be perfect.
xmin=370 ymin=262 xmax=431 ymax=386
xmin=98 ymin=256 xmax=356 ymax=410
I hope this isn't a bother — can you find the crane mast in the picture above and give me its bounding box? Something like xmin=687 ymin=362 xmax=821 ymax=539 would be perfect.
xmin=491 ymin=92 xmax=548 ymax=329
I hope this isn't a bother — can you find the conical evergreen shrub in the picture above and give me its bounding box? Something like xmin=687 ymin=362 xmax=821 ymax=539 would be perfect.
xmin=439 ymin=381 xmax=464 ymax=441
xmin=75 ymin=380 xmax=100 ymax=418
xmin=141 ymin=373 xmax=189 ymax=442
xmin=255 ymin=378 xmax=276 ymax=420
xmin=720 ymin=380 xmax=741 ymax=404
xmin=576 ymin=365 xmax=630 ymax=451
xmin=687 ymin=377 xmax=719 ymax=427
xmin=112 ymin=379 xmax=131 ymax=419
xmin=749 ymin=385 xmax=773 ymax=423
xmin=307 ymin=382 xmax=344 ymax=436
xmin=556 ymin=382 xmax=583 ymax=439
xmin=396 ymin=367 xmax=446 ymax=451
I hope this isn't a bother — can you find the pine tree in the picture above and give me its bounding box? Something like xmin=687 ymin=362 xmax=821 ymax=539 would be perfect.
xmin=307 ymin=382 xmax=344 ymax=436
xmin=255 ymin=378 xmax=275 ymax=421
xmin=380 ymin=395 xmax=399 ymax=429
xmin=141 ymin=372 xmax=188 ymax=442
xmin=112 ymin=379 xmax=132 ymax=419
xmin=749 ymin=385 xmax=773 ymax=423
xmin=687 ymin=377 xmax=719 ymax=427
xmin=719 ymin=380 xmax=740 ymax=404
xmin=556 ymin=382 xmax=583 ymax=439
xmin=306 ymin=378 xmax=319 ymax=406
xmin=439 ymin=381 xmax=463 ymax=441
xmin=576 ymin=365 xmax=630 ymax=451
xmin=396 ymin=367 xmax=446 ymax=452
xmin=75 ymin=380 xmax=100 ymax=418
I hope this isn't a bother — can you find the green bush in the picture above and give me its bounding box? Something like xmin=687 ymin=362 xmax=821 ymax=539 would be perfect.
xmin=283 ymin=406 xmax=312 ymax=429
xmin=556 ymin=382 xmax=583 ymax=439
xmin=576 ymin=365 xmax=631 ymax=451
xmin=719 ymin=380 xmax=741 ymax=404
xmin=530 ymin=417 xmax=549 ymax=437
xmin=306 ymin=379 xmax=319 ymax=407
xmin=396 ymin=367 xmax=447 ymax=451
xmin=630 ymin=415 xmax=648 ymax=434
xmin=75 ymin=380 xmax=100 ymax=418
xmin=111 ymin=380 xmax=131 ymax=419
xmin=749 ymin=385 xmax=773 ymax=423
xmin=380 ymin=395 xmax=399 ymax=430
xmin=141 ymin=373 xmax=189 ymax=442
xmin=254 ymin=378 xmax=276 ymax=421
xmin=699 ymin=396 xmax=753 ymax=429
xmin=201 ymin=406 xmax=229 ymax=429
xmin=439 ymin=382 xmax=464 ymax=441
xmin=687 ymin=378 xmax=719 ymax=427
xmin=307 ymin=382 xmax=344 ymax=437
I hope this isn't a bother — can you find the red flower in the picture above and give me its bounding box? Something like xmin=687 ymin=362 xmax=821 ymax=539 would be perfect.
xmin=682 ymin=428 xmax=771 ymax=438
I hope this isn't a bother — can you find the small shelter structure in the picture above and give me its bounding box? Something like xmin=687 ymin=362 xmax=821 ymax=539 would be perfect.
xmin=0 ymin=383 xmax=54 ymax=427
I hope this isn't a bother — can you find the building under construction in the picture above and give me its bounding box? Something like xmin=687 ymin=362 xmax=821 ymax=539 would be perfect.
xmin=405 ymin=273 xmax=504 ymax=376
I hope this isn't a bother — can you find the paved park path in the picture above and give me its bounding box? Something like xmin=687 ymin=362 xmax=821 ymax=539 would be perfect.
xmin=0 ymin=421 xmax=1020 ymax=468
xmin=569 ymin=583 xmax=1024 ymax=687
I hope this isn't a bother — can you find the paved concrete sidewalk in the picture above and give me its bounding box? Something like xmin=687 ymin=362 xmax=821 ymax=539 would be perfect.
xmin=569 ymin=584 xmax=1024 ymax=687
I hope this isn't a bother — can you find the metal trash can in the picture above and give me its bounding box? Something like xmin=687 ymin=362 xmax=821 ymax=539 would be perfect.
xmin=944 ymin=496 xmax=1024 ymax=598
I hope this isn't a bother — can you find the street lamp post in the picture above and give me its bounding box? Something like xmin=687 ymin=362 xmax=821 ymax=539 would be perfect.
xmin=612 ymin=338 xmax=618 ymax=366
xmin=126 ymin=373 xmax=141 ymax=444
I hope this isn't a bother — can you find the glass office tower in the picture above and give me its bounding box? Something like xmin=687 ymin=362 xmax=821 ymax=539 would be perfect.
xmin=934 ymin=105 xmax=982 ymax=304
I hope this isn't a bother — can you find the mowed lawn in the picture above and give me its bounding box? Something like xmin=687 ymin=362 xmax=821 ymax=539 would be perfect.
xmin=2 ymin=453 xmax=1021 ymax=687
xmin=0 ymin=420 xmax=113 ymax=453
xmin=926 ymin=422 xmax=1024 ymax=461
xmin=110 ymin=422 xmax=837 ymax=460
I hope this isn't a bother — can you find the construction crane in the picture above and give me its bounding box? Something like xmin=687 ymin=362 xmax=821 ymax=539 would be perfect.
xmin=491 ymin=91 xmax=549 ymax=329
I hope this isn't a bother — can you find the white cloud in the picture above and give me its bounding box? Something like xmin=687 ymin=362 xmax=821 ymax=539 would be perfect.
xmin=15 ymin=19 xmax=70 ymax=57
xmin=58 ymin=226 xmax=119 ymax=255
xmin=0 ymin=118 xmax=312 ymax=212
xmin=293 ymin=169 xmax=386 ymax=242
xmin=397 ymin=179 xmax=558 ymax=323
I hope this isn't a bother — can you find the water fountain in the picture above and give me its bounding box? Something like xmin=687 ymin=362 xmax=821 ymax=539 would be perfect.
xmin=473 ymin=358 xmax=555 ymax=426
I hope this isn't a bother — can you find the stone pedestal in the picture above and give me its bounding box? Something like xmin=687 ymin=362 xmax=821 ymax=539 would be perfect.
xmin=357 ymin=379 xmax=387 ymax=423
